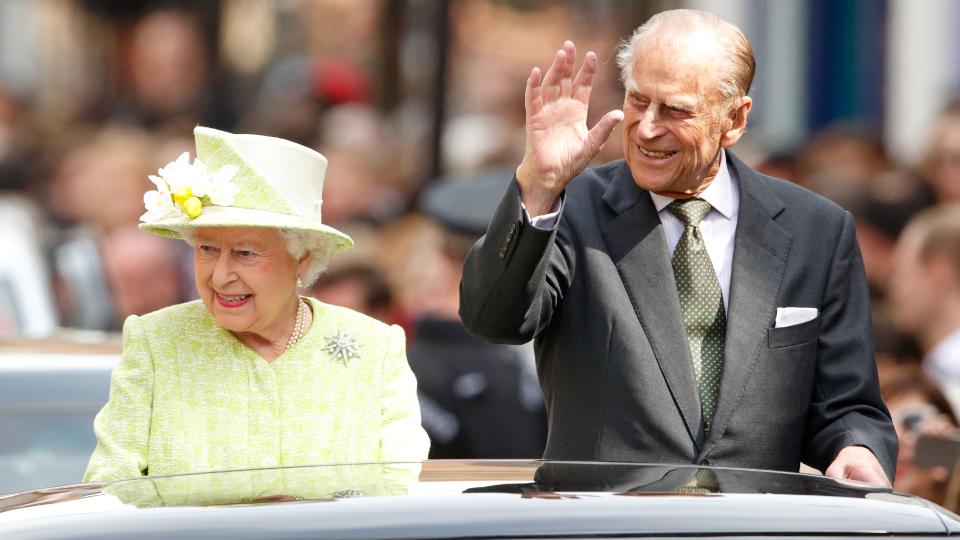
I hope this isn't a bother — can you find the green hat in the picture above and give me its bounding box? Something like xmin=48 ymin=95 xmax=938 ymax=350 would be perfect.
xmin=138 ymin=126 xmax=353 ymax=253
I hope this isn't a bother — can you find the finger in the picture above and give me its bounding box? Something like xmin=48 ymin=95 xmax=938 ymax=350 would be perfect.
xmin=541 ymin=47 xmax=567 ymax=100
xmin=525 ymin=67 xmax=543 ymax=118
xmin=560 ymin=40 xmax=576 ymax=97
xmin=572 ymin=51 xmax=598 ymax=103
xmin=851 ymin=465 xmax=891 ymax=488
xmin=585 ymin=109 xmax=624 ymax=155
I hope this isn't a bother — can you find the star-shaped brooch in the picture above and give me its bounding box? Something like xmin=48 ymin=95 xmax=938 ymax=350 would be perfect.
xmin=324 ymin=331 xmax=360 ymax=364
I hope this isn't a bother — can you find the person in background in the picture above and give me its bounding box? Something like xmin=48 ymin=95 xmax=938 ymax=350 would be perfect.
xmin=308 ymin=262 xmax=396 ymax=324
xmin=410 ymin=170 xmax=547 ymax=458
xmin=99 ymin=227 xmax=183 ymax=322
xmin=84 ymin=126 xmax=428 ymax=482
xmin=822 ymin=168 xmax=932 ymax=307
xmin=113 ymin=7 xmax=235 ymax=131
xmin=921 ymin=100 xmax=960 ymax=204
xmin=47 ymin=124 xmax=187 ymax=330
xmin=880 ymin=363 xmax=957 ymax=503
xmin=889 ymin=205 xmax=960 ymax=417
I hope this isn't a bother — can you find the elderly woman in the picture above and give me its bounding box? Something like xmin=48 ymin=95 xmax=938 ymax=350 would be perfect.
xmin=84 ymin=127 xmax=429 ymax=482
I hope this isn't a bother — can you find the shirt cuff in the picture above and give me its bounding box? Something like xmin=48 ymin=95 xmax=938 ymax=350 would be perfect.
xmin=522 ymin=196 xmax=563 ymax=230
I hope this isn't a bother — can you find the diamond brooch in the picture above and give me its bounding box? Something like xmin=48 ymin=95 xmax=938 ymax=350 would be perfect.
xmin=324 ymin=331 xmax=360 ymax=364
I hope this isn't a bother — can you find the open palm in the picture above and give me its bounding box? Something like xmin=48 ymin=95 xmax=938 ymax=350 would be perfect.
xmin=518 ymin=41 xmax=623 ymax=215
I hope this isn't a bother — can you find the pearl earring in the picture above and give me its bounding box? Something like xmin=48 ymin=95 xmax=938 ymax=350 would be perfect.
xmin=296 ymin=276 xmax=303 ymax=288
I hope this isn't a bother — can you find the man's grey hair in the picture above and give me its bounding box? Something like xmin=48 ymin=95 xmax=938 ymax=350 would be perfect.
xmin=615 ymin=9 xmax=755 ymax=104
xmin=174 ymin=227 xmax=337 ymax=287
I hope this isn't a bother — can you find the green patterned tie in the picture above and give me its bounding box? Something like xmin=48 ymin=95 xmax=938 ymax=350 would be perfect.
xmin=676 ymin=469 xmax=720 ymax=494
xmin=668 ymin=198 xmax=725 ymax=432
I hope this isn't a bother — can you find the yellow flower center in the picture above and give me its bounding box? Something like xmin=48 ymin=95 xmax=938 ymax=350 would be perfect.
xmin=182 ymin=196 xmax=203 ymax=218
xmin=172 ymin=186 xmax=193 ymax=206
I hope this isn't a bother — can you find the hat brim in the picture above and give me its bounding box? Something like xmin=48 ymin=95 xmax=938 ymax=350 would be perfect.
xmin=139 ymin=205 xmax=353 ymax=253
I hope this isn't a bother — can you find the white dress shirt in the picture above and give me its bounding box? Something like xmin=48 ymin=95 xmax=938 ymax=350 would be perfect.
xmin=649 ymin=150 xmax=739 ymax=311
xmin=526 ymin=150 xmax=739 ymax=311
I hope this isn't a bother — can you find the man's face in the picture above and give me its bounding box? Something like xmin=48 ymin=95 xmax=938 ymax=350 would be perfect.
xmin=621 ymin=38 xmax=745 ymax=197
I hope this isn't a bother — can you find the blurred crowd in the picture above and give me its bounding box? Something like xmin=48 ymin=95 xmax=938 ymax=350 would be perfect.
xmin=3 ymin=0 xmax=960 ymax=507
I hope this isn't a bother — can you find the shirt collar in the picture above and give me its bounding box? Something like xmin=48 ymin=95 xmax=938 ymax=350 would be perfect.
xmin=649 ymin=150 xmax=736 ymax=219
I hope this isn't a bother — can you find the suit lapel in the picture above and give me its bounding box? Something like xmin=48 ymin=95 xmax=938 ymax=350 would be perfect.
xmin=699 ymin=153 xmax=792 ymax=457
xmin=599 ymin=163 xmax=702 ymax=445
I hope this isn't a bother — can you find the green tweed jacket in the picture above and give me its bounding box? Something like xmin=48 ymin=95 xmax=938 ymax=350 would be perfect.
xmin=84 ymin=297 xmax=429 ymax=482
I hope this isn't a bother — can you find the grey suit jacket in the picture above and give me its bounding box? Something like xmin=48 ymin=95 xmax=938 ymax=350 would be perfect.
xmin=459 ymin=153 xmax=897 ymax=480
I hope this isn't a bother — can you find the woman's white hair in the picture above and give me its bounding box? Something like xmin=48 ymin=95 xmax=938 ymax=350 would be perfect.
xmin=276 ymin=229 xmax=337 ymax=286
xmin=174 ymin=227 xmax=337 ymax=287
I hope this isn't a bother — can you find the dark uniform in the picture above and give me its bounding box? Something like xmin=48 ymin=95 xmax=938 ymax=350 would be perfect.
xmin=409 ymin=317 xmax=546 ymax=458
xmin=412 ymin=170 xmax=547 ymax=458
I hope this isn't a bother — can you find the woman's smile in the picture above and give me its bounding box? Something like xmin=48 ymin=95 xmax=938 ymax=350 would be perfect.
xmin=215 ymin=292 xmax=252 ymax=307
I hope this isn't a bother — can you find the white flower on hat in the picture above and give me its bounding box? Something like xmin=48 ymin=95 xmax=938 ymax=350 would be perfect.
xmin=140 ymin=152 xmax=239 ymax=222
xmin=141 ymin=172 xmax=180 ymax=223
xmin=141 ymin=188 xmax=179 ymax=223
xmin=207 ymin=164 xmax=240 ymax=206
xmin=159 ymin=152 xmax=210 ymax=195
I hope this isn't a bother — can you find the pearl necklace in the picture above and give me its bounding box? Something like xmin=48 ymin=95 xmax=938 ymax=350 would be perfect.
xmin=283 ymin=299 xmax=307 ymax=353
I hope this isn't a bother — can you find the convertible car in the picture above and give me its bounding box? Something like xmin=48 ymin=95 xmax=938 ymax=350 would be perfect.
xmin=0 ymin=460 xmax=956 ymax=539
xmin=0 ymin=349 xmax=114 ymax=494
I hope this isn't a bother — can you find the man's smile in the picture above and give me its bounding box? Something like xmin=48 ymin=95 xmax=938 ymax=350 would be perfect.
xmin=638 ymin=147 xmax=678 ymax=160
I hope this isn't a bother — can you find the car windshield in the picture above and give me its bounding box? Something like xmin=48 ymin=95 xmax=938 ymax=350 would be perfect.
xmin=2 ymin=461 xmax=953 ymax=540
xmin=2 ymin=461 xmax=899 ymax=511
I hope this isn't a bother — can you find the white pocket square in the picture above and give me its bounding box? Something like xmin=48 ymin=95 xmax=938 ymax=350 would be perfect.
xmin=775 ymin=307 xmax=818 ymax=328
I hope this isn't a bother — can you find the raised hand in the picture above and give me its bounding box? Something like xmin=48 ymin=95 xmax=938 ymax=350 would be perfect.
xmin=517 ymin=41 xmax=624 ymax=216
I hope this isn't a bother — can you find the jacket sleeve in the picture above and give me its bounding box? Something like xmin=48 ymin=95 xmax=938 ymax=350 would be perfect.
xmin=83 ymin=315 xmax=154 ymax=482
xmin=459 ymin=178 xmax=572 ymax=344
xmin=379 ymin=324 xmax=430 ymax=463
xmin=801 ymin=211 xmax=898 ymax=481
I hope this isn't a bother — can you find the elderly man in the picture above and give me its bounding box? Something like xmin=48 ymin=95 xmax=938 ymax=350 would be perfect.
xmin=460 ymin=9 xmax=896 ymax=485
